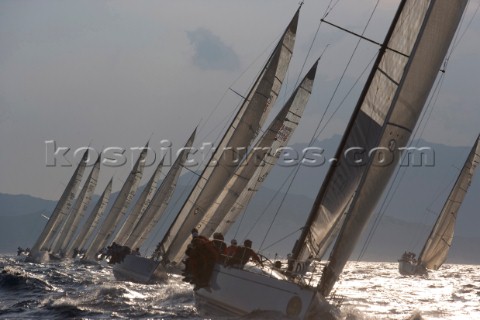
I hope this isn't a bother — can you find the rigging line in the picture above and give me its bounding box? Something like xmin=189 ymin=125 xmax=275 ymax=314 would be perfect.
xmin=258 ymin=0 xmax=382 ymax=251
xmin=448 ymin=0 xmax=479 ymax=57
xmin=240 ymin=166 xmax=299 ymax=240
xmin=197 ymin=32 xmax=280 ymax=140
xmin=311 ymin=0 xmax=382 ymax=146
xmin=321 ymin=19 xmax=408 ymax=58
xmin=314 ymin=53 xmax=376 ymax=141
xmin=259 ymin=227 xmax=303 ymax=253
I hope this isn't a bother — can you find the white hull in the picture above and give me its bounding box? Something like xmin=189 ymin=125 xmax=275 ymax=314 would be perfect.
xmin=398 ymin=259 xmax=428 ymax=276
xmin=194 ymin=264 xmax=336 ymax=319
xmin=24 ymin=250 xmax=50 ymax=264
xmin=112 ymin=254 xmax=168 ymax=284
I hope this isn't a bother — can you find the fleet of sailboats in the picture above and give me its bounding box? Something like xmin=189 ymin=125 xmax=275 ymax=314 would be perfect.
xmin=22 ymin=0 xmax=473 ymax=318
xmin=195 ymin=0 xmax=469 ymax=317
xmin=399 ymin=134 xmax=480 ymax=276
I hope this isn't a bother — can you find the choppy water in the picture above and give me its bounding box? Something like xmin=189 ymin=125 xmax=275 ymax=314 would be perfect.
xmin=0 ymin=254 xmax=479 ymax=319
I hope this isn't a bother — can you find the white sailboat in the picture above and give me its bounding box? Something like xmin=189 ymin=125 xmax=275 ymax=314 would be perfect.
xmin=194 ymin=0 xmax=468 ymax=318
xmin=157 ymin=5 xmax=299 ymax=266
xmin=399 ymin=134 xmax=480 ymax=276
xmin=198 ymin=58 xmax=319 ymax=239
xmin=111 ymin=129 xmax=196 ymax=284
xmin=27 ymin=149 xmax=90 ymax=263
xmin=49 ymin=154 xmax=101 ymax=256
xmin=112 ymin=157 xmax=164 ymax=246
xmin=83 ymin=144 xmax=148 ymax=261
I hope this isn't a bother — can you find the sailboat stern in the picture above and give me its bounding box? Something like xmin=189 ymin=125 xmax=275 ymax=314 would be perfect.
xmin=194 ymin=264 xmax=335 ymax=319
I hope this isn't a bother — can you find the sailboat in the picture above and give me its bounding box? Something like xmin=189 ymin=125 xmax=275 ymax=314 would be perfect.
xmin=198 ymin=58 xmax=319 ymax=240
xmin=110 ymin=129 xmax=196 ymax=284
xmin=83 ymin=144 xmax=148 ymax=261
xmin=399 ymin=134 xmax=480 ymax=276
xmin=26 ymin=149 xmax=90 ymax=263
xmin=155 ymin=3 xmax=299 ymax=269
xmin=66 ymin=178 xmax=113 ymax=258
xmin=49 ymin=153 xmax=101 ymax=257
xmin=193 ymin=0 xmax=468 ymax=318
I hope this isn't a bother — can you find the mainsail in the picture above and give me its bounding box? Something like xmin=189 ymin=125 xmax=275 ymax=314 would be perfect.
xmin=66 ymin=178 xmax=113 ymax=256
xmin=125 ymin=128 xmax=196 ymax=250
xmin=418 ymin=135 xmax=480 ymax=270
xmin=198 ymin=60 xmax=318 ymax=238
xmin=113 ymin=157 xmax=164 ymax=245
xmin=50 ymin=154 xmax=101 ymax=255
xmin=31 ymin=150 xmax=89 ymax=253
xmin=316 ymin=0 xmax=468 ymax=296
xmin=159 ymin=9 xmax=299 ymax=264
xmin=84 ymin=145 xmax=148 ymax=260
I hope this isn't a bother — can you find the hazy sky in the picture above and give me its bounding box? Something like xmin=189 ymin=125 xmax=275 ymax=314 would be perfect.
xmin=1 ymin=0 xmax=479 ymax=200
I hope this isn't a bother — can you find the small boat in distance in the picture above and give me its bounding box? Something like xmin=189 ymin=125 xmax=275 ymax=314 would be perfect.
xmin=399 ymin=134 xmax=480 ymax=276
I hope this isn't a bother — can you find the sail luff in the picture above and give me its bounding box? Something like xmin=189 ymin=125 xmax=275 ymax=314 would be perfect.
xmin=83 ymin=145 xmax=148 ymax=260
xmin=66 ymin=178 xmax=113 ymax=256
xmin=125 ymin=128 xmax=196 ymax=250
xmin=31 ymin=150 xmax=89 ymax=253
xmin=199 ymin=60 xmax=318 ymax=238
xmin=418 ymin=135 xmax=480 ymax=269
xmin=318 ymin=0 xmax=468 ymax=296
xmin=113 ymin=157 xmax=164 ymax=245
xmin=51 ymin=154 xmax=101 ymax=254
xmin=159 ymin=9 xmax=299 ymax=264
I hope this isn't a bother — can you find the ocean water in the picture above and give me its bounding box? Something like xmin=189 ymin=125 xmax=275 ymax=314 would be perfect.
xmin=0 ymin=254 xmax=479 ymax=319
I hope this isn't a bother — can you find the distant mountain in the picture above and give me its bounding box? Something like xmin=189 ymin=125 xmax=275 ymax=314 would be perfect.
xmin=2 ymin=136 xmax=479 ymax=264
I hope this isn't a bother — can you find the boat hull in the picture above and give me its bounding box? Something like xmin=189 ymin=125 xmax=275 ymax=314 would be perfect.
xmin=112 ymin=254 xmax=168 ymax=284
xmin=24 ymin=250 xmax=50 ymax=264
xmin=398 ymin=260 xmax=428 ymax=276
xmin=194 ymin=264 xmax=335 ymax=319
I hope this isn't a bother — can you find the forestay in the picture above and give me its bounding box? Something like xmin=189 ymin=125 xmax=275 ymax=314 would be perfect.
xmin=318 ymin=0 xmax=468 ymax=296
xmin=419 ymin=135 xmax=480 ymax=270
xmin=159 ymin=9 xmax=300 ymax=264
xmin=199 ymin=60 xmax=318 ymax=238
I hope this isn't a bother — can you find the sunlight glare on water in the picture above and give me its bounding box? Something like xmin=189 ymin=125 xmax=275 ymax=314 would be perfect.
xmin=1 ymin=255 xmax=479 ymax=319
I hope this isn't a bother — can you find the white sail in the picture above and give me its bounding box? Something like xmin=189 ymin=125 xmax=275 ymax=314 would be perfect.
xmin=113 ymin=157 xmax=164 ymax=245
xmin=66 ymin=178 xmax=113 ymax=256
xmin=159 ymin=9 xmax=299 ymax=264
xmin=126 ymin=129 xmax=196 ymax=250
xmin=31 ymin=150 xmax=89 ymax=253
xmin=50 ymin=154 xmax=101 ymax=255
xmin=199 ymin=61 xmax=318 ymax=238
xmin=418 ymin=135 xmax=480 ymax=270
xmin=317 ymin=0 xmax=468 ymax=296
xmin=84 ymin=145 xmax=148 ymax=260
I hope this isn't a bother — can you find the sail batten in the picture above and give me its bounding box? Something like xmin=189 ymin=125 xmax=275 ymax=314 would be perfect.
xmin=159 ymin=9 xmax=299 ymax=264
